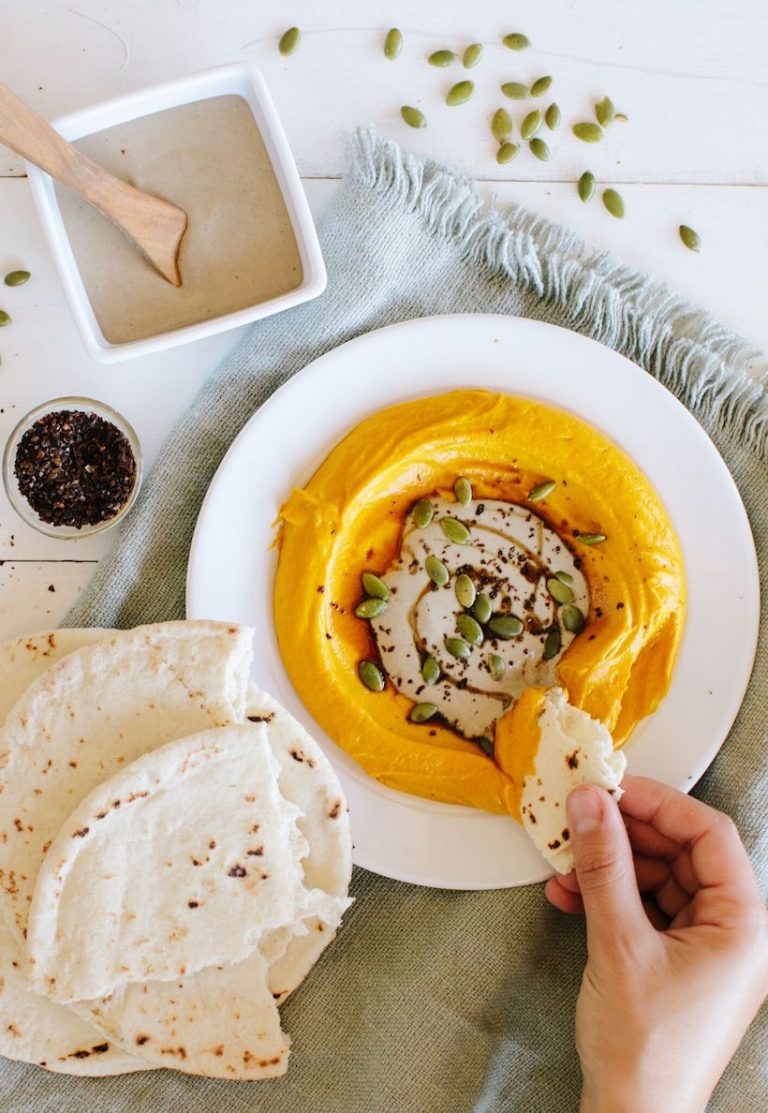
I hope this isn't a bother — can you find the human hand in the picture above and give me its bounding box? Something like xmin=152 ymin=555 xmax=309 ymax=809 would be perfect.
xmin=545 ymin=775 xmax=768 ymax=1113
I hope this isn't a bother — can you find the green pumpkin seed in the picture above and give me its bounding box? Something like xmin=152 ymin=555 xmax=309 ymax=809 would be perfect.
xmin=454 ymin=476 xmax=472 ymax=505
xmin=491 ymin=108 xmax=513 ymax=141
xmin=488 ymin=652 xmax=506 ymax=681
xmin=422 ymin=655 xmax=441 ymax=685
xmin=543 ymin=628 xmax=561 ymax=660
xmin=530 ymin=75 xmax=553 ymax=97
xmin=545 ymin=103 xmax=561 ymax=131
xmin=413 ymin=498 xmax=434 ymax=527
xmin=410 ymin=702 xmax=438 ymax=723
xmin=488 ymin=615 xmax=523 ymax=639
xmin=0 ymin=310 xmax=10 ymax=327
xmin=4 ymin=270 xmax=30 ymax=287
xmin=573 ymin=122 xmax=603 ymax=143
xmin=401 ymin=105 xmax=427 ymax=129
xmin=497 ymin=142 xmax=520 ymax=164
xmin=384 ymin=28 xmax=403 ymax=59
xmin=555 ymin=570 xmax=573 ymax=585
xmin=502 ymin=32 xmax=531 ymax=50
xmin=355 ymin=597 xmax=387 ymax=619
xmin=278 ymin=27 xmax=300 ymax=55
xmin=463 ymin=43 xmax=483 ymax=68
xmin=547 ymin=576 xmax=575 ymax=604
xmin=529 ymin=137 xmax=550 ymax=161
xmin=561 ymin=604 xmax=585 ymax=634
xmin=477 ymin=736 xmax=494 ymax=755
xmin=602 ymin=188 xmax=625 ymax=219
xmin=428 ymin=49 xmax=455 ymax=67
xmin=578 ymin=532 xmax=607 ymax=545
xmin=362 ymin=571 xmax=390 ymax=600
xmin=445 ymin=636 xmax=471 ymax=659
xmin=447 ymin=80 xmax=474 ymax=106
xmin=457 ymin=613 xmax=484 ymax=646
xmin=595 ymin=96 xmax=615 ymax=127
xmin=679 ymin=225 xmax=701 ymax=252
xmin=578 ymin=171 xmax=596 ymax=203
xmin=359 ymin=660 xmax=385 ymax=692
xmin=425 ymin=554 xmax=449 ymax=586
xmin=455 ymin=573 xmax=476 ymax=609
xmin=528 ymin=479 xmax=556 ymax=502
xmin=441 ymin=517 xmax=471 ymax=544
xmin=521 ymin=110 xmax=543 ymax=140
xmin=473 ymin=593 xmax=492 ymax=624
xmin=501 ymin=82 xmax=529 ymax=100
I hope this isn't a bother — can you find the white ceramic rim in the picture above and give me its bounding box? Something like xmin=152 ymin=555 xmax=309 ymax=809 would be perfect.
xmin=186 ymin=314 xmax=760 ymax=889
xmin=25 ymin=62 xmax=327 ymax=363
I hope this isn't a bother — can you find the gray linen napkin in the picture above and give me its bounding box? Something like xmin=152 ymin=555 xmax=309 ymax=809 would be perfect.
xmin=6 ymin=130 xmax=765 ymax=1113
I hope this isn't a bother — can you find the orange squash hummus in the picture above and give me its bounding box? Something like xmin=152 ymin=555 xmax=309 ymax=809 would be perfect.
xmin=273 ymin=390 xmax=685 ymax=819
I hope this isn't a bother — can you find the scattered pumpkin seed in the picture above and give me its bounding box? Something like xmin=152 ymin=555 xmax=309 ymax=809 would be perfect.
xmin=428 ymin=49 xmax=455 ymax=67
xmin=4 ymin=270 xmax=30 ymax=287
xmin=455 ymin=573 xmax=476 ymax=609
xmin=463 ymin=43 xmax=483 ymax=68
xmin=441 ymin=517 xmax=471 ymax=544
xmin=410 ymin=702 xmax=438 ymax=723
xmin=473 ymin=593 xmax=492 ymax=624
xmin=491 ymin=108 xmax=513 ymax=141
xmin=359 ymin=660 xmax=385 ymax=691
xmin=561 ymin=604 xmax=586 ymax=634
xmin=425 ymin=554 xmax=450 ymax=586
xmin=602 ymin=188 xmax=625 ymax=219
xmin=422 ymin=655 xmax=441 ymax=685
xmin=615 ymin=112 xmax=629 ymax=123
xmin=454 ymin=476 xmax=472 ymax=505
xmin=447 ymin=80 xmax=474 ymax=106
xmin=362 ymin=571 xmax=390 ymax=600
xmin=578 ymin=532 xmax=607 ymax=545
xmin=595 ymin=96 xmax=615 ymax=127
xmin=547 ymin=576 xmax=575 ymax=604
xmin=278 ymin=27 xmax=300 ymax=55
xmin=497 ymin=142 xmax=520 ymax=164
xmin=0 ymin=310 xmax=10 ymax=327
xmin=543 ymin=628 xmax=561 ymax=660
xmin=578 ymin=171 xmax=596 ymax=202
xmin=530 ymin=75 xmax=553 ymax=97
xmin=573 ymin=122 xmax=603 ymax=143
xmin=501 ymin=82 xmax=529 ymax=100
xmin=555 ymin=570 xmax=573 ymax=585
xmin=355 ymin=597 xmax=387 ymax=619
xmin=488 ymin=652 xmax=506 ymax=681
xmin=445 ymin=636 xmax=471 ymax=659
xmin=502 ymin=32 xmax=531 ymax=50
xmin=679 ymin=225 xmax=701 ymax=252
xmin=477 ymin=736 xmax=494 ymax=756
xmin=384 ymin=28 xmax=403 ymax=60
xmin=545 ymin=103 xmax=561 ymax=131
xmin=457 ymin=613 xmax=484 ymax=646
xmin=401 ymin=105 xmax=427 ymax=129
xmin=521 ymin=110 xmax=543 ymax=140
xmin=528 ymin=479 xmax=556 ymax=502
xmin=488 ymin=615 xmax=524 ymax=639
xmin=413 ymin=498 xmax=434 ymax=527
xmin=529 ymin=137 xmax=550 ymax=161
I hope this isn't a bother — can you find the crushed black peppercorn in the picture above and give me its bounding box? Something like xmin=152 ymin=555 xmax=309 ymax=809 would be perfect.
xmin=14 ymin=409 xmax=136 ymax=528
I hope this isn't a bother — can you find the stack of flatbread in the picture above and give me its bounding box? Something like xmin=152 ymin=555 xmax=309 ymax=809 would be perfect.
xmin=0 ymin=622 xmax=352 ymax=1079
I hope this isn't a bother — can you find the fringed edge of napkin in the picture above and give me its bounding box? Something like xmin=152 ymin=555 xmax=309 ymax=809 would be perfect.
xmin=349 ymin=128 xmax=767 ymax=461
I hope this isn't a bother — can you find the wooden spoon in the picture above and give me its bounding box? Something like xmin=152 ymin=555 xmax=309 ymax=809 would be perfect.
xmin=0 ymin=83 xmax=187 ymax=286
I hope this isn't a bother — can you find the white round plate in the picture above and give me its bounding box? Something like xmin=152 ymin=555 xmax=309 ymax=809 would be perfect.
xmin=187 ymin=315 xmax=759 ymax=890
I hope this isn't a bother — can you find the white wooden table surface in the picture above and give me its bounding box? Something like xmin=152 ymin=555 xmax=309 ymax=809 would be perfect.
xmin=1 ymin=0 xmax=766 ymax=639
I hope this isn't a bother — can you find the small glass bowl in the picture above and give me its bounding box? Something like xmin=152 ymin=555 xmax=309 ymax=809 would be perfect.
xmin=2 ymin=396 xmax=143 ymax=539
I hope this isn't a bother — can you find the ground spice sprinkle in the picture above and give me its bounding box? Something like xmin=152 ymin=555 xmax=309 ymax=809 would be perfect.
xmin=14 ymin=409 xmax=137 ymax=528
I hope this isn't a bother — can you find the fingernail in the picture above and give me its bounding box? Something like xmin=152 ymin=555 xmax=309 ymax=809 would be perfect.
xmin=567 ymin=786 xmax=603 ymax=834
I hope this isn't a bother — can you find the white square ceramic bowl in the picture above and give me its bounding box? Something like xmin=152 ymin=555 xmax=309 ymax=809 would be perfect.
xmin=25 ymin=63 xmax=327 ymax=364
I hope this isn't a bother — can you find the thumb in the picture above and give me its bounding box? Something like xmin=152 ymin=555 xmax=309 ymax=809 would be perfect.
xmin=566 ymin=784 xmax=648 ymax=956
